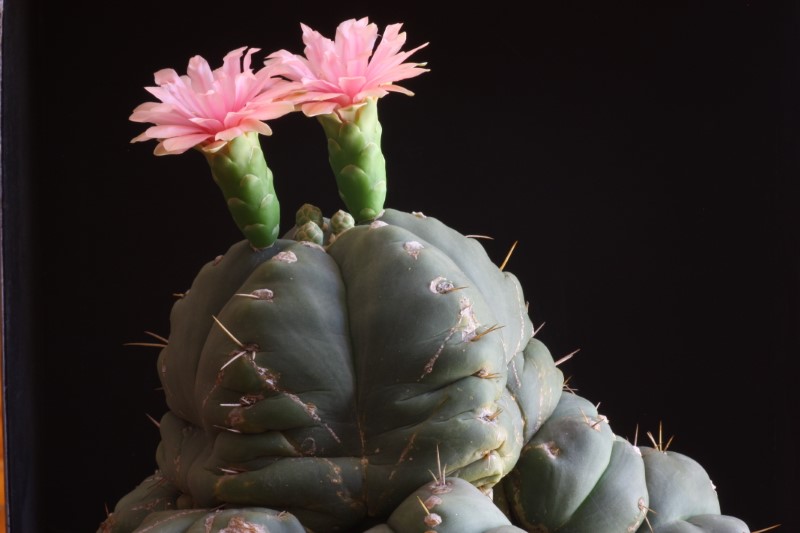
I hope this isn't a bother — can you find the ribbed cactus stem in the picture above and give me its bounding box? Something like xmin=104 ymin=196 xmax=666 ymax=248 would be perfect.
xmin=203 ymin=132 xmax=280 ymax=249
xmin=317 ymin=97 xmax=387 ymax=222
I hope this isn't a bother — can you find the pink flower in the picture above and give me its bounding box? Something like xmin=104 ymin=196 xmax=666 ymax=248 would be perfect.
xmin=130 ymin=47 xmax=297 ymax=155
xmin=266 ymin=18 xmax=428 ymax=117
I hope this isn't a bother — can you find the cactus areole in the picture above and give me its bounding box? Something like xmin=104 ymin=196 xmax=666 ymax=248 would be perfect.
xmin=103 ymin=16 xmax=755 ymax=533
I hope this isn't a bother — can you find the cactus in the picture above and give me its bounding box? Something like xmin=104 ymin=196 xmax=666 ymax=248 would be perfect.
xmin=100 ymin=206 xmax=563 ymax=532
xmin=102 ymin=16 xmax=766 ymax=533
xmin=500 ymin=392 xmax=750 ymax=533
xmin=364 ymin=475 xmax=526 ymax=533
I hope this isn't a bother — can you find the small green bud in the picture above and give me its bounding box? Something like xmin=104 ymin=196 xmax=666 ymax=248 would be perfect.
xmin=295 ymin=203 xmax=324 ymax=229
xmin=330 ymin=210 xmax=355 ymax=235
xmin=294 ymin=220 xmax=324 ymax=245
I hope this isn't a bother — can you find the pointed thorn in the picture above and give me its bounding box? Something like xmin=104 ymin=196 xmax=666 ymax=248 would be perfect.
xmin=211 ymin=315 xmax=245 ymax=348
xmin=470 ymin=324 xmax=505 ymax=342
xmin=416 ymin=495 xmax=431 ymax=515
xmin=213 ymin=424 xmax=242 ymax=434
xmin=124 ymin=342 xmax=168 ymax=349
xmin=145 ymin=413 xmax=160 ymax=429
xmin=220 ymin=349 xmax=247 ymax=370
xmin=499 ymin=240 xmax=519 ymax=271
xmin=554 ymin=348 xmax=580 ymax=367
xmin=465 ymin=234 xmax=494 ymax=240
xmin=562 ymin=375 xmax=578 ymax=393
xmin=640 ymin=504 xmax=656 ymax=533
xmin=234 ymin=293 xmax=261 ymax=299
xmin=144 ymin=331 xmax=169 ymax=344
xmin=446 ymin=286 xmax=469 ymax=293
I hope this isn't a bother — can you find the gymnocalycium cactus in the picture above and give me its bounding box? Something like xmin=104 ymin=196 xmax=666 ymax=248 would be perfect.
xmin=102 ymin=17 xmax=763 ymax=533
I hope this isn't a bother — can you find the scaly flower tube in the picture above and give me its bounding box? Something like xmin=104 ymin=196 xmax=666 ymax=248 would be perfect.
xmin=130 ymin=47 xmax=298 ymax=249
xmin=267 ymin=18 xmax=428 ymax=221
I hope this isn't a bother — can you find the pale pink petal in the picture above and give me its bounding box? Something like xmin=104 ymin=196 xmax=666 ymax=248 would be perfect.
xmin=239 ymin=118 xmax=273 ymax=136
xmin=186 ymin=55 xmax=215 ymax=93
xmin=161 ymin=133 xmax=213 ymax=153
xmin=241 ymin=47 xmax=259 ymax=72
xmin=129 ymin=102 xmax=177 ymax=122
xmin=130 ymin=47 xmax=297 ymax=155
xmin=337 ymin=76 xmax=366 ymax=99
xmin=366 ymin=43 xmax=429 ymax=85
xmin=130 ymin=101 xmax=163 ymax=113
xmin=279 ymin=18 xmax=427 ymax=113
xmin=355 ymin=87 xmax=391 ymax=101
xmin=378 ymin=84 xmax=415 ymax=96
xmin=131 ymin=131 xmax=153 ymax=143
xmin=153 ymin=68 xmax=181 ymax=85
xmin=221 ymin=46 xmax=249 ymax=78
xmin=367 ymin=59 xmax=429 ymax=88
xmin=145 ymin=124 xmax=205 ymax=138
xmin=300 ymin=24 xmax=335 ymax=76
xmin=239 ymin=101 xmax=296 ymax=121
xmin=334 ymin=18 xmax=376 ymax=76
xmin=300 ymin=100 xmax=340 ymax=117
xmin=153 ymin=142 xmax=171 ymax=156
xmin=300 ymin=78 xmax=344 ymax=95
xmin=201 ymin=140 xmax=228 ymax=153
xmin=189 ymin=116 xmax=224 ymax=131
xmin=214 ymin=127 xmax=245 ymax=142
xmin=257 ymin=78 xmax=302 ymax=100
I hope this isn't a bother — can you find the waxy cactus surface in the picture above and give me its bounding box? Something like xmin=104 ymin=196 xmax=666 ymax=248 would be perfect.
xmin=101 ymin=16 xmax=761 ymax=533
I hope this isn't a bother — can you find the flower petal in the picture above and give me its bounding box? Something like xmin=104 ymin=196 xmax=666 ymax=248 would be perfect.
xmin=160 ymin=133 xmax=212 ymax=154
xmin=277 ymin=18 xmax=427 ymax=114
xmin=130 ymin=47 xmax=297 ymax=155
xmin=300 ymin=100 xmax=340 ymax=117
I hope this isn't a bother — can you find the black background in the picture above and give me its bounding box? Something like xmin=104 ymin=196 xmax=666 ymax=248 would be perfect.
xmin=3 ymin=1 xmax=798 ymax=532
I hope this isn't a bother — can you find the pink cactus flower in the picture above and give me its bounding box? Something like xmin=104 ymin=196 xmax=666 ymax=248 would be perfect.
xmin=267 ymin=17 xmax=428 ymax=117
xmin=130 ymin=47 xmax=297 ymax=155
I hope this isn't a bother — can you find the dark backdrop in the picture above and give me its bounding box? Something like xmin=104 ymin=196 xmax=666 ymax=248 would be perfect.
xmin=3 ymin=1 xmax=798 ymax=532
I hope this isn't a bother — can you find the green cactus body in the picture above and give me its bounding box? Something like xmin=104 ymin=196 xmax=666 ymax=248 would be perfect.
xmin=97 ymin=472 xmax=181 ymax=532
xmin=503 ymin=392 xmax=649 ymax=533
xmin=132 ymin=507 xmax=306 ymax=533
xmin=104 ymin=206 xmax=750 ymax=533
xmin=112 ymin=208 xmax=564 ymax=532
xmin=648 ymin=515 xmax=751 ymax=533
xmin=318 ymin=99 xmax=387 ymax=222
xmin=367 ymin=477 xmax=526 ymax=533
xmin=635 ymin=447 xmax=749 ymax=533
xmin=204 ymin=132 xmax=281 ymax=249
xmin=501 ymin=390 xmax=752 ymax=533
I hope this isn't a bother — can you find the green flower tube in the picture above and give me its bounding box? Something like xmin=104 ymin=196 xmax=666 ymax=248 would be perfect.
xmin=204 ymin=132 xmax=280 ymax=249
xmin=317 ymin=98 xmax=387 ymax=222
